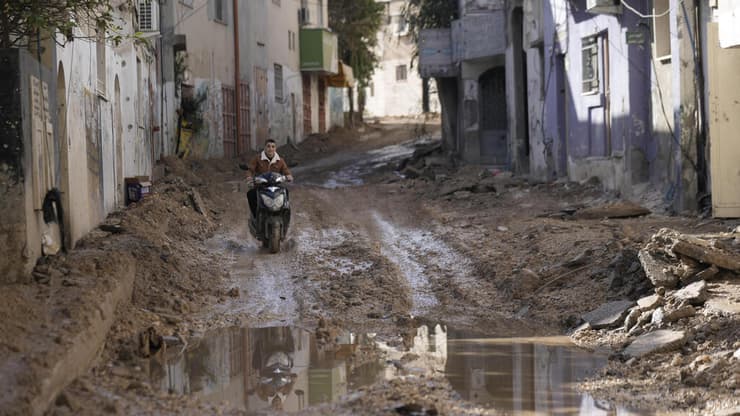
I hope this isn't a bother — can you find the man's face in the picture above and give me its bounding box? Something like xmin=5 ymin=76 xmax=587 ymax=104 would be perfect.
xmin=265 ymin=142 xmax=277 ymax=158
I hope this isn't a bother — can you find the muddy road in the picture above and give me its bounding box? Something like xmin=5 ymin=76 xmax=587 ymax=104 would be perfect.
xmin=29 ymin=121 xmax=738 ymax=416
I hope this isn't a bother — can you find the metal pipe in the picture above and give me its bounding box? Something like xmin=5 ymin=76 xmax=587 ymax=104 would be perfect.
xmin=233 ymin=0 xmax=241 ymax=155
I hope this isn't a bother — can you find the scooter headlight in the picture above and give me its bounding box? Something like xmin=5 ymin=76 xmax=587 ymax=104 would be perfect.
xmin=260 ymin=193 xmax=285 ymax=211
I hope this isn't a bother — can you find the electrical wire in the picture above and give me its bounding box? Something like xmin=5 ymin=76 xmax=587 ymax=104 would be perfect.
xmin=620 ymin=0 xmax=682 ymax=19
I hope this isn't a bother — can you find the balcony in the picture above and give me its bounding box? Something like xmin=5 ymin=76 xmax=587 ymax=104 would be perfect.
xmin=300 ymin=28 xmax=338 ymax=74
xmin=455 ymin=10 xmax=506 ymax=62
xmin=418 ymin=29 xmax=457 ymax=78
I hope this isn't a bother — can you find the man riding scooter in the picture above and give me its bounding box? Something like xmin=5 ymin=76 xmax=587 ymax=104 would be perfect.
xmin=245 ymin=139 xmax=293 ymax=252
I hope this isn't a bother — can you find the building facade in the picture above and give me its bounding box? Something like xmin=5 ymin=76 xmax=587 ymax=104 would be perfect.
xmin=0 ymin=1 xmax=161 ymax=283
xmin=365 ymin=0 xmax=440 ymax=118
xmin=419 ymin=0 xmax=739 ymax=216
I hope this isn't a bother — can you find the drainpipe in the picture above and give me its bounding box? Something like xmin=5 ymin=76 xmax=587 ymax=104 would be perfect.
xmin=233 ymin=0 xmax=241 ymax=156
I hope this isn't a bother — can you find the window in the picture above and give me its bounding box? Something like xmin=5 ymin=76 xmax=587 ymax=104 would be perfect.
xmin=396 ymin=65 xmax=407 ymax=82
xmin=213 ymin=0 xmax=225 ymax=23
xmin=289 ymin=30 xmax=296 ymax=51
xmin=581 ymin=36 xmax=599 ymax=94
xmin=653 ymin=0 xmax=671 ymax=60
xmin=274 ymin=64 xmax=283 ymax=100
xmin=318 ymin=0 xmax=324 ymax=26
xmin=396 ymin=15 xmax=408 ymax=35
xmin=137 ymin=0 xmax=159 ymax=31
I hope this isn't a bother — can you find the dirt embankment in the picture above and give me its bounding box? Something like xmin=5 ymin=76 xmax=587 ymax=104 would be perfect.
xmin=0 ymin=156 xmax=245 ymax=415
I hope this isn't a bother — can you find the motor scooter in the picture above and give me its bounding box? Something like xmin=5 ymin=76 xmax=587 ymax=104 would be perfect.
xmin=249 ymin=172 xmax=291 ymax=253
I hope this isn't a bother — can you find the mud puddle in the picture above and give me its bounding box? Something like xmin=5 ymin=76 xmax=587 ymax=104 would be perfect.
xmin=148 ymin=326 xmax=380 ymax=413
xmin=295 ymin=139 xmax=433 ymax=189
xmin=148 ymin=324 xmax=652 ymax=415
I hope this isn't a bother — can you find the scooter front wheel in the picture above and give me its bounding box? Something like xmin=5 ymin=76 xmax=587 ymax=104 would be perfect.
xmin=269 ymin=224 xmax=281 ymax=253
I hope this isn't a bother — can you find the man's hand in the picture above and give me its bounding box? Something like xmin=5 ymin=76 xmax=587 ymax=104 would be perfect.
xmin=245 ymin=174 xmax=253 ymax=183
xmin=286 ymin=175 xmax=294 ymax=182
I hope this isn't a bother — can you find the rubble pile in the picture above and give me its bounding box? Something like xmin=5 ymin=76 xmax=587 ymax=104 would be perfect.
xmin=575 ymin=227 xmax=740 ymax=396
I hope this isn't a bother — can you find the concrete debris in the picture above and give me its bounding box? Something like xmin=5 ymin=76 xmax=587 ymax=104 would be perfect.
xmin=637 ymin=294 xmax=663 ymax=311
xmin=662 ymin=305 xmax=696 ymax=322
xmin=672 ymin=281 xmax=709 ymax=306
xmin=574 ymin=201 xmax=651 ymax=220
xmin=695 ymin=265 xmax=719 ymax=281
xmin=638 ymin=228 xmax=740 ymax=289
xmin=562 ymin=248 xmax=593 ymax=268
xmin=623 ymin=307 xmax=641 ymax=330
xmin=623 ymin=329 xmax=687 ymax=358
xmin=638 ymin=247 xmax=679 ymax=289
xmin=582 ymin=300 xmax=635 ymax=330
xmin=187 ymin=189 xmax=207 ymax=217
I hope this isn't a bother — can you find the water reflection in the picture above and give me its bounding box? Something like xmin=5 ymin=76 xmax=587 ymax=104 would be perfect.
xmin=149 ymin=325 xmax=650 ymax=415
xmin=149 ymin=326 xmax=379 ymax=413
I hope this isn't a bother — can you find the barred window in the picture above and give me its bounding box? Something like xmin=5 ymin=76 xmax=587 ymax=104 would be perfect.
xmin=581 ymin=36 xmax=599 ymax=94
xmin=396 ymin=65 xmax=407 ymax=82
xmin=274 ymin=64 xmax=283 ymax=100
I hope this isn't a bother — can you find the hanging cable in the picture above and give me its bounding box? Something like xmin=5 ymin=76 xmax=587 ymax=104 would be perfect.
xmin=620 ymin=0 xmax=683 ymax=19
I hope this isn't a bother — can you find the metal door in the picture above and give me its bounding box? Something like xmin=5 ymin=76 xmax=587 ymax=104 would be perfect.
xmin=479 ymin=66 xmax=508 ymax=165
xmin=318 ymin=78 xmax=326 ymax=133
xmin=255 ymin=67 xmax=269 ymax=145
xmin=239 ymin=82 xmax=251 ymax=153
xmin=222 ymin=85 xmax=236 ymax=158
xmin=708 ymin=23 xmax=740 ymax=217
xmin=302 ymin=73 xmax=311 ymax=135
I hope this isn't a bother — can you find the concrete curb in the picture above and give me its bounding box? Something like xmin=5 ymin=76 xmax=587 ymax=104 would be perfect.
xmin=0 ymin=255 xmax=136 ymax=416
xmin=31 ymin=258 xmax=136 ymax=415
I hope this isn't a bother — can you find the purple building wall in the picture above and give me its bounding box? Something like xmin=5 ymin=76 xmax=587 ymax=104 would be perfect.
xmin=542 ymin=1 xmax=652 ymax=191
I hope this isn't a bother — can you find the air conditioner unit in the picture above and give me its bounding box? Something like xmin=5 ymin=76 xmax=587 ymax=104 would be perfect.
xmin=298 ymin=7 xmax=311 ymax=25
xmin=586 ymin=0 xmax=622 ymax=14
xmin=137 ymin=0 xmax=160 ymax=32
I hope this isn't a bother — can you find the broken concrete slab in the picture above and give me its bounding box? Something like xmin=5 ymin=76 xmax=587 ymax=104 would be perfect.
xmin=663 ymin=305 xmax=696 ymax=322
xmin=623 ymin=330 xmax=687 ymax=358
xmin=623 ymin=307 xmax=641 ymax=330
xmin=582 ymin=300 xmax=635 ymax=329
xmin=694 ymin=265 xmax=719 ymax=281
xmin=651 ymin=308 xmax=665 ymax=325
xmin=637 ymin=294 xmax=663 ymax=311
xmin=671 ymin=234 xmax=740 ymax=273
xmin=638 ymin=248 xmax=679 ymax=289
xmin=574 ymin=201 xmax=651 ymax=220
xmin=672 ymin=280 xmax=709 ymax=306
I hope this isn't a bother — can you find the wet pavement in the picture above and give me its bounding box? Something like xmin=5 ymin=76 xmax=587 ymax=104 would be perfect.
xmin=293 ymin=139 xmax=430 ymax=189
xmin=148 ymin=325 xmax=652 ymax=415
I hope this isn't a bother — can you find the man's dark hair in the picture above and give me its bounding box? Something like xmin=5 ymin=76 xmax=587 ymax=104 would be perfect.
xmin=265 ymin=139 xmax=277 ymax=145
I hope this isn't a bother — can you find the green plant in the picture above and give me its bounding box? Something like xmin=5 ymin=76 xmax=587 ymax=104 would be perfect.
xmin=0 ymin=0 xmax=134 ymax=48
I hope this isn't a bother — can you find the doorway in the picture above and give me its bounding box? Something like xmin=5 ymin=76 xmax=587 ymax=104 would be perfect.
xmin=479 ymin=67 xmax=508 ymax=165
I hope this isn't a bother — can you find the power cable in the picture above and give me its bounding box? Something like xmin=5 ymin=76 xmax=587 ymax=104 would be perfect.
xmin=620 ymin=0 xmax=682 ymax=19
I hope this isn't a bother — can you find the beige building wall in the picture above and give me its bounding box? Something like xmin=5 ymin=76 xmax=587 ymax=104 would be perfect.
xmin=176 ymin=0 xmax=235 ymax=84
xmin=175 ymin=0 xmax=236 ymax=158
xmin=267 ymin=0 xmax=304 ymax=145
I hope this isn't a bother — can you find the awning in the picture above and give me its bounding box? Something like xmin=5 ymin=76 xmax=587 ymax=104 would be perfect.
xmin=326 ymin=61 xmax=355 ymax=88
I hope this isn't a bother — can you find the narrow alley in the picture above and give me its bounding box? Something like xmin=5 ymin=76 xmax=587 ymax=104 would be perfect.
xmin=1 ymin=1 xmax=739 ymax=415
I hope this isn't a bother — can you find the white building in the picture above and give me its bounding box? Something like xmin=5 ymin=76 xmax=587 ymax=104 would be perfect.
xmin=364 ymin=0 xmax=439 ymax=118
